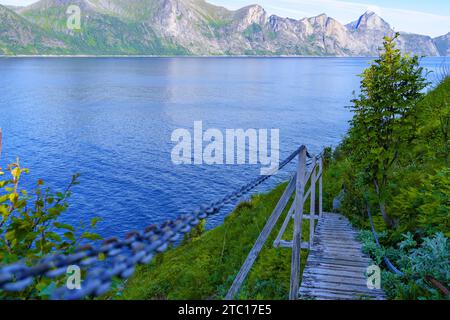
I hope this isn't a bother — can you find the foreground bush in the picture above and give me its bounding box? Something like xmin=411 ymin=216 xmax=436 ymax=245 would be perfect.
xmin=0 ymin=159 xmax=99 ymax=299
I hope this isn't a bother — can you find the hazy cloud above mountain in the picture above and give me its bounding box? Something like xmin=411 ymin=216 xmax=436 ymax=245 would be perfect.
xmin=1 ymin=0 xmax=449 ymax=37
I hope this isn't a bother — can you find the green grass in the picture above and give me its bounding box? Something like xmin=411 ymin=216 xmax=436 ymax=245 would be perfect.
xmin=122 ymin=183 xmax=312 ymax=300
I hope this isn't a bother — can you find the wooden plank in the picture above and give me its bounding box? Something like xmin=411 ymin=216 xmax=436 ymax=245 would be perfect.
xmin=309 ymin=157 xmax=316 ymax=248
xmin=317 ymin=225 xmax=353 ymax=229
xmin=316 ymin=226 xmax=357 ymax=231
xmin=311 ymin=240 xmax=362 ymax=248
xmin=306 ymin=257 xmax=369 ymax=268
xmin=300 ymin=288 xmax=384 ymax=300
xmin=302 ymin=268 xmax=367 ymax=280
xmin=312 ymin=244 xmax=363 ymax=251
xmin=307 ymin=256 xmax=366 ymax=263
xmin=302 ymin=214 xmax=319 ymax=220
xmin=316 ymin=229 xmax=357 ymax=234
xmin=310 ymin=249 xmax=367 ymax=258
xmin=305 ymin=262 xmax=368 ymax=273
xmin=315 ymin=238 xmax=358 ymax=243
xmin=312 ymin=252 xmax=369 ymax=260
xmin=315 ymin=235 xmax=360 ymax=240
xmin=302 ymin=274 xmax=368 ymax=287
xmin=289 ymin=147 xmax=306 ymax=300
xmin=314 ymin=234 xmax=360 ymax=240
xmin=313 ymin=242 xmax=363 ymax=249
xmin=301 ymin=281 xmax=383 ymax=295
xmin=278 ymin=240 xmax=309 ymax=249
xmin=225 ymin=173 xmax=296 ymax=300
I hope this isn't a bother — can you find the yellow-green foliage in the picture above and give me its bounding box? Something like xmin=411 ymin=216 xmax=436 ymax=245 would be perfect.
xmin=0 ymin=159 xmax=101 ymax=299
xmin=123 ymin=183 xmax=311 ymax=300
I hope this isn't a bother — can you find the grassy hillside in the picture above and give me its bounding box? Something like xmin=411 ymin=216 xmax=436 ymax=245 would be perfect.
xmin=0 ymin=4 xmax=68 ymax=54
xmin=122 ymin=183 xmax=311 ymax=300
xmin=321 ymin=76 xmax=449 ymax=300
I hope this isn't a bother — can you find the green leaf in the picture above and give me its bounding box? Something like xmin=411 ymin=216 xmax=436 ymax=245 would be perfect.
xmin=46 ymin=232 xmax=62 ymax=242
xmin=90 ymin=217 xmax=102 ymax=228
xmin=81 ymin=232 xmax=102 ymax=241
xmin=54 ymin=222 xmax=75 ymax=231
xmin=63 ymin=232 xmax=75 ymax=241
xmin=5 ymin=230 xmax=16 ymax=240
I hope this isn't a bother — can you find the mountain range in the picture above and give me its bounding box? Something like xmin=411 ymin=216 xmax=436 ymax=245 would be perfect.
xmin=0 ymin=0 xmax=449 ymax=56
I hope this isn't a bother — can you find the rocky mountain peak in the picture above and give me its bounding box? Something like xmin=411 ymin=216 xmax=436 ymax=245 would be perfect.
xmin=236 ymin=4 xmax=266 ymax=21
xmin=347 ymin=10 xmax=390 ymax=32
xmin=234 ymin=4 xmax=267 ymax=31
xmin=309 ymin=13 xmax=328 ymax=26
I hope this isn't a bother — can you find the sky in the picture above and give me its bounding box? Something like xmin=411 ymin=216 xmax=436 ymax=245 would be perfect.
xmin=1 ymin=0 xmax=449 ymax=37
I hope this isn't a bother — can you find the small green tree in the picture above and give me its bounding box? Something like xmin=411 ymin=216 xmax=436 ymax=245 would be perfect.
xmin=349 ymin=33 xmax=428 ymax=228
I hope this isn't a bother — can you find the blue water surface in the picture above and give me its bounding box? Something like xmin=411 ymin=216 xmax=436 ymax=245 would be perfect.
xmin=0 ymin=57 xmax=447 ymax=237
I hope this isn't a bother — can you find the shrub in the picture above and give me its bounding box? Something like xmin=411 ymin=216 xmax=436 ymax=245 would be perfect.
xmin=359 ymin=230 xmax=449 ymax=300
xmin=0 ymin=159 xmax=100 ymax=299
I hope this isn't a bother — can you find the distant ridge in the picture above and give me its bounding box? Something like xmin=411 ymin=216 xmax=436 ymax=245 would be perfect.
xmin=0 ymin=0 xmax=448 ymax=56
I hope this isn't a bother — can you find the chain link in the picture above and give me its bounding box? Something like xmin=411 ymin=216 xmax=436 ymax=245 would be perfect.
xmin=0 ymin=146 xmax=318 ymax=299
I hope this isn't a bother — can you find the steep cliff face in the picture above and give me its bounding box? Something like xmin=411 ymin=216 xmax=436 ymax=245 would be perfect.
xmin=434 ymin=33 xmax=450 ymax=56
xmin=1 ymin=0 xmax=447 ymax=56
xmin=397 ymin=33 xmax=440 ymax=56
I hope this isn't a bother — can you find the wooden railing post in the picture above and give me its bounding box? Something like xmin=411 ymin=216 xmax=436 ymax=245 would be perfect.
xmin=289 ymin=146 xmax=306 ymax=300
xmin=319 ymin=157 xmax=323 ymax=218
xmin=309 ymin=157 xmax=316 ymax=248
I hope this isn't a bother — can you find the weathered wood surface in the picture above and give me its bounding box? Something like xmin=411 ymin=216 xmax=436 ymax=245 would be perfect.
xmin=299 ymin=212 xmax=386 ymax=300
xmin=289 ymin=148 xmax=306 ymax=300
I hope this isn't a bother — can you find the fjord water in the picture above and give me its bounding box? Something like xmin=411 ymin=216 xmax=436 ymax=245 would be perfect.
xmin=0 ymin=57 xmax=446 ymax=237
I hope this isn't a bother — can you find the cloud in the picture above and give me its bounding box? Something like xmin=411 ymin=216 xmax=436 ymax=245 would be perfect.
xmin=0 ymin=0 xmax=36 ymax=6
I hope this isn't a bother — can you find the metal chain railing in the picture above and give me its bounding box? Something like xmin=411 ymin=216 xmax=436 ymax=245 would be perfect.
xmin=0 ymin=145 xmax=316 ymax=299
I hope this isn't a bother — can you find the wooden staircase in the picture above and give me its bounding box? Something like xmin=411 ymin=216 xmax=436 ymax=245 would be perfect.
xmin=299 ymin=212 xmax=386 ymax=300
xmin=226 ymin=146 xmax=386 ymax=300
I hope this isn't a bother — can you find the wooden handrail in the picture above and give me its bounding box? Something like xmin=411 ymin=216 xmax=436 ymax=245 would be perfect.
xmin=226 ymin=146 xmax=323 ymax=300
xmin=289 ymin=147 xmax=307 ymax=299
xmin=225 ymin=173 xmax=297 ymax=300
